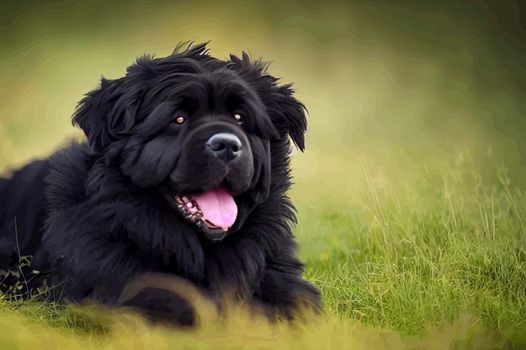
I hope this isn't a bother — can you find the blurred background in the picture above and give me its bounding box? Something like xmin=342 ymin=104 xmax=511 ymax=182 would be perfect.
xmin=1 ymin=0 xmax=525 ymax=201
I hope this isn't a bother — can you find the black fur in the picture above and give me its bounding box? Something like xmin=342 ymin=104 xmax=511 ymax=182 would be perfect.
xmin=0 ymin=43 xmax=321 ymax=324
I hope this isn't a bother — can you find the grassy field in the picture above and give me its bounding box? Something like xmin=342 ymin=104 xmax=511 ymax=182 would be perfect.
xmin=0 ymin=156 xmax=525 ymax=349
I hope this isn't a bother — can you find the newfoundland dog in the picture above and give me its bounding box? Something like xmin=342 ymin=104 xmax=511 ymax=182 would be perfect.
xmin=0 ymin=42 xmax=321 ymax=325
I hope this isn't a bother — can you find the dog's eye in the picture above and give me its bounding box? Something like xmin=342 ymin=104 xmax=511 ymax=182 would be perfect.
xmin=233 ymin=113 xmax=243 ymax=125
xmin=174 ymin=116 xmax=186 ymax=125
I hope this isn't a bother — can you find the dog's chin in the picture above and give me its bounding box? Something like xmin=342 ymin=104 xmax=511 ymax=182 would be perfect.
xmin=162 ymin=184 xmax=241 ymax=242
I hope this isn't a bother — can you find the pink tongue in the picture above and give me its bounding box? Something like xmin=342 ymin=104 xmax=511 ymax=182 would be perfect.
xmin=192 ymin=187 xmax=238 ymax=231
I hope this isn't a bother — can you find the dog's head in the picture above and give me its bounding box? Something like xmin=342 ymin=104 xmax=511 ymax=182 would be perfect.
xmin=73 ymin=43 xmax=306 ymax=241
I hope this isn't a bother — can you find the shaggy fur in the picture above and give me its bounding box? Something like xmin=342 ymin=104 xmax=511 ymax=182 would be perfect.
xmin=0 ymin=43 xmax=321 ymax=324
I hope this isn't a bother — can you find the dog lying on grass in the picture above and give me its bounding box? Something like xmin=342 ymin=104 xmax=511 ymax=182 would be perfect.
xmin=0 ymin=42 xmax=321 ymax=325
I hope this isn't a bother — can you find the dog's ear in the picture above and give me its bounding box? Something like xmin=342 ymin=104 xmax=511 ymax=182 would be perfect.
xmin=72 ymin=77 xmax=141 ymax=153
xmin=266 ymin=84 xmax=307 ymax=152
xmin=228 ymin=53 xmax=308 ymax=151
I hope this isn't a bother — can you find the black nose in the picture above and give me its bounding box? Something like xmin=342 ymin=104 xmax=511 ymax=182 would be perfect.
xmin=206 ymin=133 xmax=242 ymax=162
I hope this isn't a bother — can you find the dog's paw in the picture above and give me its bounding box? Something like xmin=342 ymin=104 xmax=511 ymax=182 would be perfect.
xmin=120 ymin=286 xmax=197 ymax=326
xmin=117 ymin=273 xmax=218 ymax=327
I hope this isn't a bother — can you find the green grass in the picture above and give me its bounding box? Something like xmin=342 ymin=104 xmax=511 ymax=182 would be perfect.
xmin=1 ymin=159 xmax=525 ymax=349
xmin=299 ymin=168 xmax=526 ymax=334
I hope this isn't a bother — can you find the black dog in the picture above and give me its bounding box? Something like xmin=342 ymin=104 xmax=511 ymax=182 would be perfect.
xmin=0 ymin=43 xmax=321 ymax=325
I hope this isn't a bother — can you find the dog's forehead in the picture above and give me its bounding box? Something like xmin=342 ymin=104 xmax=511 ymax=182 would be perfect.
xmin=155 ymin=70 xmax=260 ymax=114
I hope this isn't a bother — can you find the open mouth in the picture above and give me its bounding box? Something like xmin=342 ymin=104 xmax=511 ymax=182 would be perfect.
xmin=172 ymin=186 xmax=238 ymax=241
